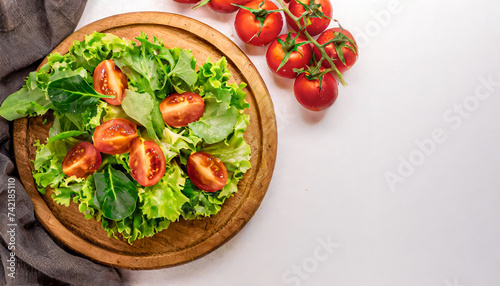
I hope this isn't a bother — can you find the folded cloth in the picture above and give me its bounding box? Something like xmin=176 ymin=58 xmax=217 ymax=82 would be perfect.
xmin=0 ymin=1 xmax=123 ymax=285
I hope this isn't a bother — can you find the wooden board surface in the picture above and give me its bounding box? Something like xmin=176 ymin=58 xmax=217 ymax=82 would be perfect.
xmin=13 ymin=12 xmax=277 ymax=270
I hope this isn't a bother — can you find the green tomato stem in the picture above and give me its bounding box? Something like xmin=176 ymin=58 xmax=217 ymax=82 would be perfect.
xmin=275 ymin=0 xmax=347 ymax=86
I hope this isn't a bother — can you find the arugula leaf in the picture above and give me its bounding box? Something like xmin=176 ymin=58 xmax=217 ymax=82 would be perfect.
xmin=168 ymin=48 xmax=198 ymax=93
xmin=47 ymin=130 xmax=88 ymax=143
xmin=47 ymin=75 xmax=111 ymax=113
xmin=94 ymin=166 xmax=138 ymax=220
xmin=49 ymin=112 xmax=78 ymax=137
xmin=0 ymin=87 xmax=51 ymax=120
xmin=114 ymin=36 xmax=160 ymax=95
xmin=189 ymin=97 xmax=238 ymax=144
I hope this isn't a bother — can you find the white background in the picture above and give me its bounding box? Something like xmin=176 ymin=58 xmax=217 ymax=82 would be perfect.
xmin=76 ymin=0 xmax=500 ymax=285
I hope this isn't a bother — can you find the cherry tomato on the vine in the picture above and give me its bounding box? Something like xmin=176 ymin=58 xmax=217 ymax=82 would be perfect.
xmin=294 ymin=71 xmax=338 ymax=111
xmin=93 ymin=60 xmax=128 ymax=105
xmin=129 ymin=139 xmax=166 ymax=187
xmin=62 ymin=142 xmax=102 ymax=178
xmin=313 ymin=28 xmax=358 ymax=73
xmin=207 ymin=0 xmax=251 ymax=13
xmin=159 ymin=92 xmax=205 ymax=128
xmin=266 ymin=33 xmax=312 ymax=79
xmin=92 ymin=118 xmax=138 ymax=155
xmin=286 ymin=0 xmax=332 ymax=37
xmin=187 ymin=152 xmax=228 ymax=192
xmin=234 ymin=0 xmax=283 ymax=46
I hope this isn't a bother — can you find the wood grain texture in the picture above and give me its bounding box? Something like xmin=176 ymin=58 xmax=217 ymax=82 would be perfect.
xmin=13 ymin=12 xmax=277 ymax=270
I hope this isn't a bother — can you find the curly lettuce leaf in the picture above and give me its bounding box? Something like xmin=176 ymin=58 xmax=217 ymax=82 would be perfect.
xmin=139 ymin=163 xmax=188 ymax=221
xmin=101 ymin=209 xmax=171 ymax=244
xmin=158 ymin=127 xmax=202 ymax=164
xmin=68 ymin=32 xmax=131 ymax=72
xmin=196 ymin=57 xmax=231 ymax=100
xmin=32 ymin=140 xmax=74 ymax=193
xmin=181 ymin=179 xmax=224 ymax=220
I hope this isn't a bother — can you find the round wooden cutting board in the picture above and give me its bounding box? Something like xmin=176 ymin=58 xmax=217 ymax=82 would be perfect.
xmin=13 ymin=12 xmax=277 ymax=269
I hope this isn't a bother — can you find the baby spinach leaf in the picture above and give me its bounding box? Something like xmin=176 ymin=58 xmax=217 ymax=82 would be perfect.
xmin=47 ymin=75 xmax=111 ymax=114
xmin=94 ymin=166 xmax=138 ymax=220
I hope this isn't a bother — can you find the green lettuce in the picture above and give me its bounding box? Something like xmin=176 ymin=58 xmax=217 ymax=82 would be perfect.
xmin=189 ymin=97 xmax=239 ymax=144
xmin=2 ymin=31 xmax=252 ymax=244
xmin=139 ymin=163 xmax=188 ymax=221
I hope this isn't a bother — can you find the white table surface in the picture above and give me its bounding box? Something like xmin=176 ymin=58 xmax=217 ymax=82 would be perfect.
xmin=76 ymin=1 xmax=500 ymax=285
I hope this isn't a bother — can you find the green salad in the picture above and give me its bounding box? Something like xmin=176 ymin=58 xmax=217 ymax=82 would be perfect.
xmin=0 ymin=32 xmax=251 ymax=244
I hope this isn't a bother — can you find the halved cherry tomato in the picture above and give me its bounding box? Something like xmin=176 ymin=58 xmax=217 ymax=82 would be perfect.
xmin=129 ymin=139 xmax=166 ymax=187
xmin=313 ymin=28 xmax=358 ymax=73
xmin=286 ymin=0 xmax=332 ymax=36
xmin=159 ymin=92 xmax=205 ymax=128
xmin=187 ymin=152 xmax=228 ymax=192
xmin=208 ymin=0 xmax=251 ymax=13
xmin=234 ymin=0 xmax=283 ymax=46
xmin=92 ymin=118 xmax=138 ymax=155
xmin=93 ymin=60 xmax=128 ymax=105
xmin=266 ymin=33 xmax=312 ymax=79
xmin=62 ymin=142 xmax=102 ymax=178
xmin=294 ymin=71 xmax=338 ymax=111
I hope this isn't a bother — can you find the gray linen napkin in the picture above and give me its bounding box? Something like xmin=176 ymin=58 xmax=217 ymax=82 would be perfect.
xmin=0 ymin=1 xmax=123 ymax=285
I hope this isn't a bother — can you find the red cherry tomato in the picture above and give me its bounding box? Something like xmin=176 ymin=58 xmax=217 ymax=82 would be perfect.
xmin=294 ymin=71 xmax=338 ymax=111
xmin=266 ymin=33 xmax=312 ymax=79
xmin=173 ymin=0 xmax=200 ymax=3
xmin=92 ymin=118 xmax=138 ymax=155
xmin=62 ymin=142 xmax=102 ymax=178
xmin=234 ymin=0 xmax=283 ymax=46
xmin=208 ymin=0 xmax=251 ymax=13
xmin=159 ymin=92 xmax=205 ymax=128
xmin=93 ymin=60 xmax=128 ymax=105
xmin=313 ymin=28 xmax=358 ymax=73
xmin=129 ymin=139 xmax=166 ymax=187
xmin=286 ymin=0 xmax=332 ymax=36
xmin=187 ymin=152 xmax=228 ymax=192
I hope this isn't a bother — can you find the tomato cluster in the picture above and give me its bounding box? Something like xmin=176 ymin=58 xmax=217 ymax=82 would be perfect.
xmin=174 ymin=0 xmax=359 ymax=111
xmin=62 ymin=60 xmax=228 ymax=192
